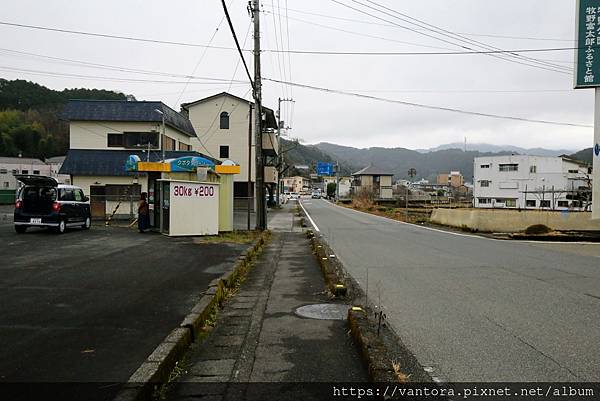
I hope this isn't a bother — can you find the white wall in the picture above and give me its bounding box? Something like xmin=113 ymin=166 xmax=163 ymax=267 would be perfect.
xmin=185 ymin=94 xmax=276 ymax=185
xmin=473 ymin=155 xmax=590 ymax=210
xmin=0 ymin=158 xmax=53 ymax=190
xmin=167 ymin=180 xmax=219 ymax=236
xmin=69 ymin=121 xmax=192 ymax=150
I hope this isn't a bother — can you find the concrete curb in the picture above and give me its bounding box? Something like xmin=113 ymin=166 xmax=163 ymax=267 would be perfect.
xmin=112 ymin=231 xmax=271 ymax=401
xmin=306 ymin=230 xmax=349 ymax=297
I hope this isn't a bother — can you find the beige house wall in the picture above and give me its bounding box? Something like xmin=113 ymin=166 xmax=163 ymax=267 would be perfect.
xmin=430 ymin=208 xmax=600 ymax=232
xmin=69 ymin=121 xmax=191 ymax=150
xmin=185 ymin=96 xmax=256 ymax=183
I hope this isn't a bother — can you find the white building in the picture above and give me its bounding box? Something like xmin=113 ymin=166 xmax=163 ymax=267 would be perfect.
xmin=0 ymin=157 xmax=53 ymax=190
xmin=181 ymin=92 xmax=279 ymax=207
xmin=473 ymin=155 xmax=592 ymax=211
xmin=45 ymin=156 xmax=70 ymax=184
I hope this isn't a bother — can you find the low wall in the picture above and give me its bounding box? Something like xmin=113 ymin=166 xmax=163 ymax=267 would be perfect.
xmin=430 ymin=208 xmax=600 ymax=233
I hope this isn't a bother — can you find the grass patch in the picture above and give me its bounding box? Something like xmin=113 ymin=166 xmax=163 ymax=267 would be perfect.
xmin=194 ymin=230 xmax=259 ymax=244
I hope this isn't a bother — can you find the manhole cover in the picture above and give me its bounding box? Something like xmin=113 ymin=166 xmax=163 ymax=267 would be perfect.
xmin=295 ymin=304 xmax=349 ymax=320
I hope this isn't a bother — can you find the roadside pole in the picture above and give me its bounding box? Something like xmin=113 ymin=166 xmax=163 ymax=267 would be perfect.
xmin=247 ymin=103 xmax=252 ymax=231
xmin=574 ymin=1 xmax=600 ymax=219
xmin=276 ymin=97 xmax=294 ymax=206
xmin=335 ymin=161 xmax=340 ymax=202
xmin=593 ymin=88 xmax=600 ymax=219
xmin=252 ymin=0 xmax=266 ymax=230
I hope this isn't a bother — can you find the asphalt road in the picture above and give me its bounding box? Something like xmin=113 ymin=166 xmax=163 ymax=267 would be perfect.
xmin=0 ymin=220 xmax=246 ymax=393
xmin=301 ymin=198 xmax=600 ymax=382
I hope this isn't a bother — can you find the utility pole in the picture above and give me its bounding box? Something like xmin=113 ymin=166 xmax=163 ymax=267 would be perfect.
xmin=276 ymin=97 xmax=293 ymax=206
xmin=252 ymin=0 xmax=266 ymax=230
xmin=247 ymin=103 xmax=252 ymax=231
xmin=335 ymin=161 xmax=340 ymax=202
xmin=406 ymin=168 xmax=416 ymax=221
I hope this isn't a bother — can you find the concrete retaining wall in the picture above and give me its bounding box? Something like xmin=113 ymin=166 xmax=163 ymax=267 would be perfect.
xmin=430 ymin=208 xmax=600 ymax=233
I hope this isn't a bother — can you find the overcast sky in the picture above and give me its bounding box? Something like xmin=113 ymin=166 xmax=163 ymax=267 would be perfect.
xmin=0 ymin=0 xmax=594 ymax=151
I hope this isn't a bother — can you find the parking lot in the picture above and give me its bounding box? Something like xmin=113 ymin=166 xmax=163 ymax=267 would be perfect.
xmin=0 ymin=217 xmax=247 ymax=392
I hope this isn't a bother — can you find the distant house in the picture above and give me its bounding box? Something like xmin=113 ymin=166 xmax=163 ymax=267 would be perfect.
xmin=473 ymin=155 xmax=592 ymax=210
xmin=45 ymin=155 xmax=70 ymax=184
xmin=351 ymin=165 xmax=394 ymax=200
xmin=282 ymin=176 xmax=310 ymax=193
xmin=0 ymin=157 xmax=53 ymax=190
xmin=60 ymin=99 xmax=216 ymax=218
xmin=436 ymin=171 xmax=464 ymax=188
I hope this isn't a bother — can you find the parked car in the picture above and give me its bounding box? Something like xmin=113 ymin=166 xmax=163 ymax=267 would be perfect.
xmin=289 ymin=192 xmax=299 ymax=200
xmin=311 ymin=190 xmax=321 ymax=199
xmin=13 ymin=175 xmax=91 ymax=234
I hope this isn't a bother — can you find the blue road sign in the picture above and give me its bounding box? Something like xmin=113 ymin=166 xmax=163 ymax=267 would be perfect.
xmin=316 ymin=162 xmax=334 ymax=176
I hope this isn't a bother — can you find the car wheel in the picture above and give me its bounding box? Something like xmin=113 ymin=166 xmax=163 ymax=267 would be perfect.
xmin=82 ymin=216 xmax=91 ymax=230
xmin=15 ymin=225 xmax=26 ymax=234
xmin=54 ymin=219 xmax=66 ymax=234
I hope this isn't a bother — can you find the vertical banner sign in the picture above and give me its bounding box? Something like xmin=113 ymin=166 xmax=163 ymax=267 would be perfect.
xmin=575 ymin=0 xmax=600 ymax=88
xmin=575 ymin=1 xmax=600 ymax=219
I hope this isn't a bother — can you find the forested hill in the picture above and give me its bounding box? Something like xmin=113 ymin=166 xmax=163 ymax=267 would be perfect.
xmin=0 ymin=79 xmax=131 ymax=159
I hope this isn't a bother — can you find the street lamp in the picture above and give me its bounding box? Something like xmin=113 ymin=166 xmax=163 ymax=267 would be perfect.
xmin=154 ymin=109 xmax=166 ymax=161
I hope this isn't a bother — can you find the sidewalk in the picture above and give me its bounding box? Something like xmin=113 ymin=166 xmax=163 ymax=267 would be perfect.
xmin=167 ymin=206 xmax=367 ymax=400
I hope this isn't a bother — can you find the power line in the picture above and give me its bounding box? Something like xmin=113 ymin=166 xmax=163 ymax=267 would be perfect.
xmin=352 ymin=0 xmax=571 ymax=73
xmin=220 ymin=0 xmax=254 ymax=91
xmin=0 ymin=20 xmax=586 ymax=59
xmin=261 ymin=4 xmax=574 ymax=43
xmin=0 ymin=65 xmax=246 ymax=84
xmin=263 ymin=77 xmax=592 ymax=128
xmin=175 ymin=1 xmax=233 ymax=105
xmin=0 ymin=21 xmax=237 ymax=51
xmin=329 ymin=0 xmax=569 ymax=74
xmin=0 ymin=47 xmax=248 ymax=83
xmin=269 ymin=0 xmax=288 ymax=98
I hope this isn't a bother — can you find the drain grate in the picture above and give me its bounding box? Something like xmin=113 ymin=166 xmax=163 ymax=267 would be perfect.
xmin=295 ymin=304 xmax=349 ymax=320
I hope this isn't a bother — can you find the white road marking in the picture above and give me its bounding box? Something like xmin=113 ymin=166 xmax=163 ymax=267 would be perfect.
xmin=299 ymin=200 xmax=320 ymax=232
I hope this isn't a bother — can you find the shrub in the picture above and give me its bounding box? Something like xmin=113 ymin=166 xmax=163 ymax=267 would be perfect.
xmin=525 ymin=224 xmax=552 ymax=235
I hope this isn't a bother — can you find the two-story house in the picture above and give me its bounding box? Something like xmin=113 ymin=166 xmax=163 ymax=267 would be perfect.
xmin=351 ymin=165 xmax=394 ymax=200
xmin=473 ymin=155 xmax=592 ymax=210
xmin=60 ymin=99 xmax=215 ymax=218
xmin=181 ymin=92 xmax=279 ymax=209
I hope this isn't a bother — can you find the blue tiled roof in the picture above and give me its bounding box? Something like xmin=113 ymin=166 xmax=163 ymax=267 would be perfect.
xmin=62 ymin=100 xmax=196 ymax=137
xmin=59 ymin=149 xmax=219 ymax=176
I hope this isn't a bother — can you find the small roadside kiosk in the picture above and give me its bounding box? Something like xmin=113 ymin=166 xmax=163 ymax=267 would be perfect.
xmin=126 ymin=155 xmax=240 ymax=236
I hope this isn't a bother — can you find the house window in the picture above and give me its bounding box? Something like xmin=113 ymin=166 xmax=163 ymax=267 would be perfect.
xmin=478 ymin=198 xmax=491 ymax=204
xmin=0 ymin=169 xmax=6 ymax=174
xmin=480 ymin=164 xmax=490 ymax=169
xmin=568 ymin=169 xmax=578 ymax=174
xmin=530 ymin=165 xmax=537 ymax=173
xmin=179 ymin=142 xmax=191 ymax=151
xmin=540 ymin=200 xmax=550 ymax=208
xmin=163 ymin=136 xmax=176 ymax=151
xmin=21 ymin=170 xmax=28 ymax=175
xmin=526 ymin=200 xmax=536 ymax=207
xmin=33 ymin=170 xmax=40 ymax=175
xmin=505 ymin=199 xmax=517 ymax=208
xmin=499 ymin=164 xmax=518 ymax=172
xmin=123 ymin=132 xmax=159 ymax=149
xmin=219 ymin=145 xmax=229 ymax=158
xmin=557 ymin=201 xmax=569 ymax=208
xmin=107 ymin=133 xmax=124 ymax=147
xmin=220 ymin=112 xmax=230 ymax=129
xmin=480 ymin=180 xmax=490 ymax=187
xmin=11 ymin=169 xmax=18 ymax=174
xmin=3 ymin=182 xmax=9 ymax=188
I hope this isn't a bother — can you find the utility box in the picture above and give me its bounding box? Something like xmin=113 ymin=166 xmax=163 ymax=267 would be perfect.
xmin=157 ymin=179 xmax=219 ymax=236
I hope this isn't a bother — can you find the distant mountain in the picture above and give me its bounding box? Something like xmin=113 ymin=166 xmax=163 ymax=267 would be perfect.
xmin=315 ymin=142 xmax=515 ymax=182
xmin=415 ymin=142 xmax=575 ymax=157
xmin=569 ymin=147 xmax=593 ymax=164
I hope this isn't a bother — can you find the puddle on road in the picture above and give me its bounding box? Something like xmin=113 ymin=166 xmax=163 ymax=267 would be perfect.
xmin=295 ymin=303 xmax=349 ymax=320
